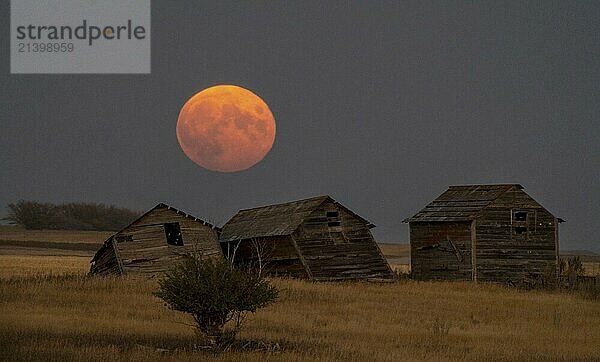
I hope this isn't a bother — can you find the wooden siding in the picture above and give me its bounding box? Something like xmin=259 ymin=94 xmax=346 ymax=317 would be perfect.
xmin=221 ymin=198 xmax=393 ymax=281
xmin=219 ymin=195 xmax=391 ymax=281
xmin=223 ymin=236 xmax=307 ymax=278
xmin=407 ymin=185 xmax=560 ymax=285
xmin=89 ymin=238 xmax=121 ymax=275
xmin=409 ymin=221 xmax=472 ymax=280
xmin=475 ymin=189 xmax=558 ymax=285
xmin=292 ymin=200 xmax=393 ymax=281
xmin=90 ymin=206 xmax=221 ymax=277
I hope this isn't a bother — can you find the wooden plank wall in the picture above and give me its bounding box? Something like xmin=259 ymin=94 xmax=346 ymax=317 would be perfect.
xmin=475 ymin=189 xmax=557 ymax=285
xmin=223 ymin=236 xmax=307 ymax=278
xmin=293 ymin=200 xmax=394 ymax=281
xmin=89 ymin=240 xmax=121 ymax=276
xmin=409 ymin=221 xmax=472 ymax=280
xmin=109 ymin=208 xmax=221 ymax=277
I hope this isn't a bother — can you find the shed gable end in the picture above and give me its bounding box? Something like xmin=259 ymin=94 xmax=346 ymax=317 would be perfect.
xmin=90 ymin=204 xmax=222 ymax=277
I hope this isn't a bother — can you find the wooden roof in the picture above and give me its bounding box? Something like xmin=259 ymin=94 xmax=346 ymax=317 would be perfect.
xmin=220 ymin=195 xmax=373 ymax=242
xmin=147 ymin=203 xmax=220 ymax=230
xmin=404 ymin=184 xmax=523 ymax=222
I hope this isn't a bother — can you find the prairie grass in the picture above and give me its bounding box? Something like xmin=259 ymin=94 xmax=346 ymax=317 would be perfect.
xmin=377 ymin=243 xmax=409 ymax=258
xmin=1 ymin=255 xmax=599 ymax=361
xmin=583 ymin=262 xmax=600 ymax=277
xmin=0 ymin=226 xmax=107 ymax=256
xmin=0 ymin=255 xmax=90 ymax=277
xmin=379 ymin=243 xmax=411 ymax=275
xmin=0 ymin=225 xmax=111 ymax=244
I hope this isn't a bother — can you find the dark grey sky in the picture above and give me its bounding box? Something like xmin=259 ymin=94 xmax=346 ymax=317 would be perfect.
xmin=1 ymin=1 xmax=599 ymax=251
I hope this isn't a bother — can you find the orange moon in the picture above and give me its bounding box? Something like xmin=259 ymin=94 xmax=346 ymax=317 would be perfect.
xmin=176 ymin=85 xmax=276 ymax=172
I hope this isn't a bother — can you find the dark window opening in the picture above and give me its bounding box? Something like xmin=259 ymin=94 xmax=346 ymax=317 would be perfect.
xmin=164 ymin=222 xmax=183 ymax=246
xmin=326 ymin=210 xmax=341 ymax=228
xmin=514 ymin=211 xmax=527 ymax=221
xmin=515 ymin=226 xmax=527 ymax=234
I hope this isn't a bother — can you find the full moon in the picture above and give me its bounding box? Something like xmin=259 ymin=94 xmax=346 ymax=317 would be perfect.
xmin=176 ymin=85 xmax=276 ymax=172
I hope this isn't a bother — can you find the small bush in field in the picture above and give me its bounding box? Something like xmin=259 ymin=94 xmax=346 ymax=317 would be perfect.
xmin=557 ymin=256 xmax=599 ymax=300
xmin=155 ymin=256 xmax=278 ymax=349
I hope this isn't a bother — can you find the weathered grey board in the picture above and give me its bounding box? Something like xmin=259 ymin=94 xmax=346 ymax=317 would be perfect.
xmin=220 ymin=196 xmax=394 ymax=281
xmin=90 ymin=204 xmax=221 ymax=277
xmin=406 ymin=185 xmax=560 ymax=286
xmin=409 ymin=221 xmax=472 ymax=280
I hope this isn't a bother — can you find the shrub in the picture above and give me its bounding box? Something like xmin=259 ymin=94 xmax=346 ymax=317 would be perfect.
xmin=155 ymin=256 xmax=278 ymax=348
xmin=558 ymin=256 xmax=599 ymax=299
xmin=559 ymin=256 xmax=585 ymax=287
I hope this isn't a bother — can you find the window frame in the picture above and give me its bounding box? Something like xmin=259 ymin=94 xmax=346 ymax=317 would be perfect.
xmin=511 ymin=210 xmax=529 ymax=239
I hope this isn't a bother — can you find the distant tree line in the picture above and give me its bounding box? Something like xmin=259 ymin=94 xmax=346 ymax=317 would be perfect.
xmin=3 ymin=200 xmax=141 ymax=231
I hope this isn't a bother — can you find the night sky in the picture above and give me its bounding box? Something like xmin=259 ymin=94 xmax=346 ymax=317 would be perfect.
xmin=1 ymin=2 xmax=599 ymax=251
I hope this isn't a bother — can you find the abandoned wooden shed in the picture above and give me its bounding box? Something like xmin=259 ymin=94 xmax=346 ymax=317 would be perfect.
xmin=220 ymin=195 xmax=394 ymax=281
xmin=90 ymin=203 xmax=222 ymax=277
xmin=404 ymin=184 xmax=563 ymax=285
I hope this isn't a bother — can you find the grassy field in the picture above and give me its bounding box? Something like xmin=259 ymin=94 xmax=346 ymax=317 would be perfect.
xmin=1 ymin=228 xmax=599 ymax=360
xmin=377 ymin=243 xmax=410 ymax=274
xmin=1 ymin=256 xmax=599 ymax=360
xmin=0 ymin=225 xmax=108 ymax=256
xmin=0 ymin=225 xmax=111 ymax=244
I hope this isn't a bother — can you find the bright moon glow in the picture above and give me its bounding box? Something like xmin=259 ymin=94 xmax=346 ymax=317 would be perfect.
xmin=176 ymin=85 xmax=276 ymax=172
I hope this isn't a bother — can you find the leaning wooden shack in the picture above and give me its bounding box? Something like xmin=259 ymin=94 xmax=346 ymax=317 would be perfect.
xmin=220 ymin=195 xmax=394 ymax=281
xmin=404 ymin=184 xmax=562 ymax=286
xmin=90 ymin=203 xmax=221 ymax=277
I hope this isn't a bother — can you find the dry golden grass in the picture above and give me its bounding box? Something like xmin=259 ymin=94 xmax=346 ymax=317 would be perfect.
xmin=1 ymin=255 xmax=599 ymax=361
xmin=389 ymin=263 xmax=411 ymax=274
xmin=0 ymin=255 xmax=90 ymax=277
xmin=583 ymin=262 xmax=600 ymax=277
xmin=378 ymin=243 xmax=411 ymax=274
xmin=0 ymin=226 xmax=108 ymax=257
xmin=377 ymin=243 xmax=409 ymax=257
xmin=0 ymin=225 xmax=111 ymax=244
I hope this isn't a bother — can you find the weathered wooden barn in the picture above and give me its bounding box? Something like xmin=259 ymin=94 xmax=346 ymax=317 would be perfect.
xmin=404 ymin=184 xmax=562 ymax=285
xmin=90 ymin=203 xmax=222 ymax=277
xmin=220 ymin=196 xmax=394 ymax=281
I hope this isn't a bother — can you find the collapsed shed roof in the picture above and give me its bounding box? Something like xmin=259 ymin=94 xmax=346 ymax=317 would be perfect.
xmin=220 ymin=195 xmax=373 ymax=242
